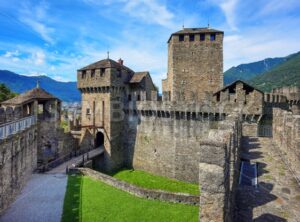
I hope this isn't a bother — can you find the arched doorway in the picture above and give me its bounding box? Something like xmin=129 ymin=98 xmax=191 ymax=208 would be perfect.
xmin=95 ymin=132 xmax=104 ymax=148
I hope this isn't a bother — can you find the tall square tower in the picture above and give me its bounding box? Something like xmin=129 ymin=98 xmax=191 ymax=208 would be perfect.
xmin=162 ymin=28 xmax=224 ymax=101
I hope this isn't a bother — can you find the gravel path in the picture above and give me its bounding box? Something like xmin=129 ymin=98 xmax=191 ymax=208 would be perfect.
xmin=0 ymin=173 xmax=67 ymax=222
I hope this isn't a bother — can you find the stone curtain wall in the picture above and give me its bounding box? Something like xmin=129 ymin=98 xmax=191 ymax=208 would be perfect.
xmin=76 ymin=168 xmax=199 ymax=205
xmin=38 ymin=120 xmax=78 ymax=165
xmin=0 ymin=125 xmax=37 ymax=214
xmin=273 ymin=108 xmax=300 ymax=178
xmin=199 ymin=114 xmax=241 ymax=222
xmin=125 ymin=114 xmax=212 ymax=183
xmin=0 ymin=106 xmax=25 ymax=124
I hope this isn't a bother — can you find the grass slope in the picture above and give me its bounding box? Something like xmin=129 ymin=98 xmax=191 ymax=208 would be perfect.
xmin=249 ymin=52 xmax=300 ymax=91
xmin=113 ymin=169 xmax=199 ymax=195
xmin=61 ymin=175 xmax=198 ymax=222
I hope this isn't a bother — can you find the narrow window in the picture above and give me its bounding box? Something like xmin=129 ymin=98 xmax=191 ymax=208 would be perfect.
xmin=179 ymin=35 xmax=184 ymax=42
xmin=82 ymin=70 xmax=86 ymax=78
xmin=100 ymin=68 xmax=105 ymax=77
xmin=128 ymin=94 xmax=132 ymax=101
xmin=210 ymin=33 xmax=216 ymax=41
xmin=117 ymin=69 xmax=122 ymax=77
xmin=91 ymin=69 xmax=95 ymax=78
xmin=189 ymin=34 xmax=195 ymax=41
xmin=137 ymin=95 xmax=141 ymax=101
xmin=200 ymin=34 xmax=205 ymax=41
xmin=86 ymin=108 xmax=90 ymax=115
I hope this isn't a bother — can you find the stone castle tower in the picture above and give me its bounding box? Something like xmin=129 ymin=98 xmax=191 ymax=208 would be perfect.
xmin=77 ymin=58 xmax=157 ymax=172
xmin=162 ymin=28 xmax=224 ymax=101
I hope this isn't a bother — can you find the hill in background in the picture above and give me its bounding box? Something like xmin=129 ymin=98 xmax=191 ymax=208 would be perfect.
xmin=224 ymin=57 xmax=287 ymax=85
xmin=0 ymin=70 xmax=80 ymax=102
xmin=249 ymin=52 xmax=300 ymax=92
xmin=224 ymin=51 xmax=300 ymax=92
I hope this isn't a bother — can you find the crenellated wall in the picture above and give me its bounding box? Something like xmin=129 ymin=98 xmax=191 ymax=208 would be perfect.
xmin=0 ymin=106 xmax=30 ymax=125
xmin=124 ymin=113 xmax=213 ymax=183
xmin=0 ymin=125 xmax=37 ymax=214
xmin=199 ymin=114 xmax=241 ymax=222
xmin=273 ymin=108 xmax=300 ymax=178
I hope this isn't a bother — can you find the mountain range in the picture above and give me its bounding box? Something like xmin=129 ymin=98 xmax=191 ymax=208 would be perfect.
xmin=0 ymin=70 xmax=80 ymax=102
xmin=224 ymin=51 xmax=300 ymax=91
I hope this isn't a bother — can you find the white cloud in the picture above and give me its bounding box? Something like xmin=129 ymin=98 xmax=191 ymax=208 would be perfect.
xmin=21 ymin=71 xmax=48 ymax=77
xmin=83 ymin=0 xmax=176 ymax=28
xmin=52 ymin=75 xmax=71 ymax=82
xmin=33 ymin=51 xmax=46 ymax=65
xmin=21 ymin=17 xmax=55 ymax=44
xmin=123 ymin=0 xmax=175 ymax=28
xmin=219 ymin=0 xmax=239 ymax=30
xmin=18 ymin=1 xmax=55 ymax=44
xmin=259 ymin=0 xmax=300 ymax=16
xmin=4 ymin=50 xmax=20 ymax=58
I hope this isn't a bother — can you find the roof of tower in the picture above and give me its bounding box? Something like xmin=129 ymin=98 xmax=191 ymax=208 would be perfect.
xmin=78 ymin=58 xmax=133 ymax=72
xmin=129 ymin=72 xmax=149 ymax=83
xmin=168 ymin=27 xmax=223 ymax=42
xmin=1 ymin=87 xmax=59 ymax=106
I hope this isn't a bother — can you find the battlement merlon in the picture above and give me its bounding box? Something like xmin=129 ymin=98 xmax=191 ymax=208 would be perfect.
xmin=128 ymin=100 xmax=263 ymax=117
xmin=167 ymin=28 xmax=224 ymax=43
xmin=77 ymin=58 xmax=134 ymax=90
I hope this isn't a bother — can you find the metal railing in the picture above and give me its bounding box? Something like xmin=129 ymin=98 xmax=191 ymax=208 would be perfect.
xmin=0 ymin=115 xmax=36 ymax=140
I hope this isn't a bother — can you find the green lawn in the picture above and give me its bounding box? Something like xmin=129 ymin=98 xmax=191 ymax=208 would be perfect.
xmin=61 ymin=175 xmax=198 ymax=222
xmin=113 ymin=169 xmax=199 ymax=195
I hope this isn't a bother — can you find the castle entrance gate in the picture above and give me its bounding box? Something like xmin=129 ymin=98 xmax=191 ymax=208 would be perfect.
xmin=95 ymin=131 xmax=104 ymax=148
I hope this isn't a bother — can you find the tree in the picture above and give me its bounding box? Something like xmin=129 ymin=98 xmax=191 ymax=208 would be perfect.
xmin=0 ymin=83 xmax=17 ymax=102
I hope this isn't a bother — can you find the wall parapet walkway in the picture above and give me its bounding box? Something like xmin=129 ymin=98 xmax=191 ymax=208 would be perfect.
xmin=272 ymin=108 xmax=300 ymax=181
xmin=0 ymin=115 xmax=36 ymax=140
xmin=199 ymin=113 xmax=242 ymax=222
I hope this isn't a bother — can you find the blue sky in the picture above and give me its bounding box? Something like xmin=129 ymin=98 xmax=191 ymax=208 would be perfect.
xmin=0 ymin=0 xmax=300 ymax=89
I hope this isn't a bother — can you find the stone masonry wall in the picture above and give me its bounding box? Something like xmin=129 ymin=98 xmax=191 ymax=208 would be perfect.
xmin=0 ymin=125 xmax=37 ymax=214
xmin=273 ymin=108 xmax=300 ymax=179
xmin=125 ymin=112 xmax=221 ymax=183
xmin=38 ymin=120 xmax=78 ymax=165
xmin=199 ymin=114 xmax=241 ymax=222
xmin=166 ymin=32 xmax=223 ymax=102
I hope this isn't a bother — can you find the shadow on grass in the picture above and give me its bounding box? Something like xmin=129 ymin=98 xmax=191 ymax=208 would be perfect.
xmin=61 ymin=175 xmax=83 ymax=222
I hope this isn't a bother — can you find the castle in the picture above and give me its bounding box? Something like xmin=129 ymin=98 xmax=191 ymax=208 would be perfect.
xmin=0 ymin=27 xmax=299 ymax=222
xmin=76 ymin=27 xmax=300 ymax=221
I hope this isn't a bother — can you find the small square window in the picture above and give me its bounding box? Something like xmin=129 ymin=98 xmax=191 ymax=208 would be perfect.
xmin=117 ymin=69 xmax=122 ymax=77
xmin=86 ymin=108 xmax=90 ymax=115
xmin=82 ymin=70 xmax=86 ymax=78
xmin=200 ymin=34 xmax=205 ymax=41
xmin=189 ymin=34 xmax=194 ymax=41
xmin=210 ymin=34 xmax=216 ymax=41
xmin=179 ymin=35 xmax=184 ymax=41
xmin=100 ymin=68 xmax=105 ymax=77
xmin=91 ymin=69 xmax=95 ymax=78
